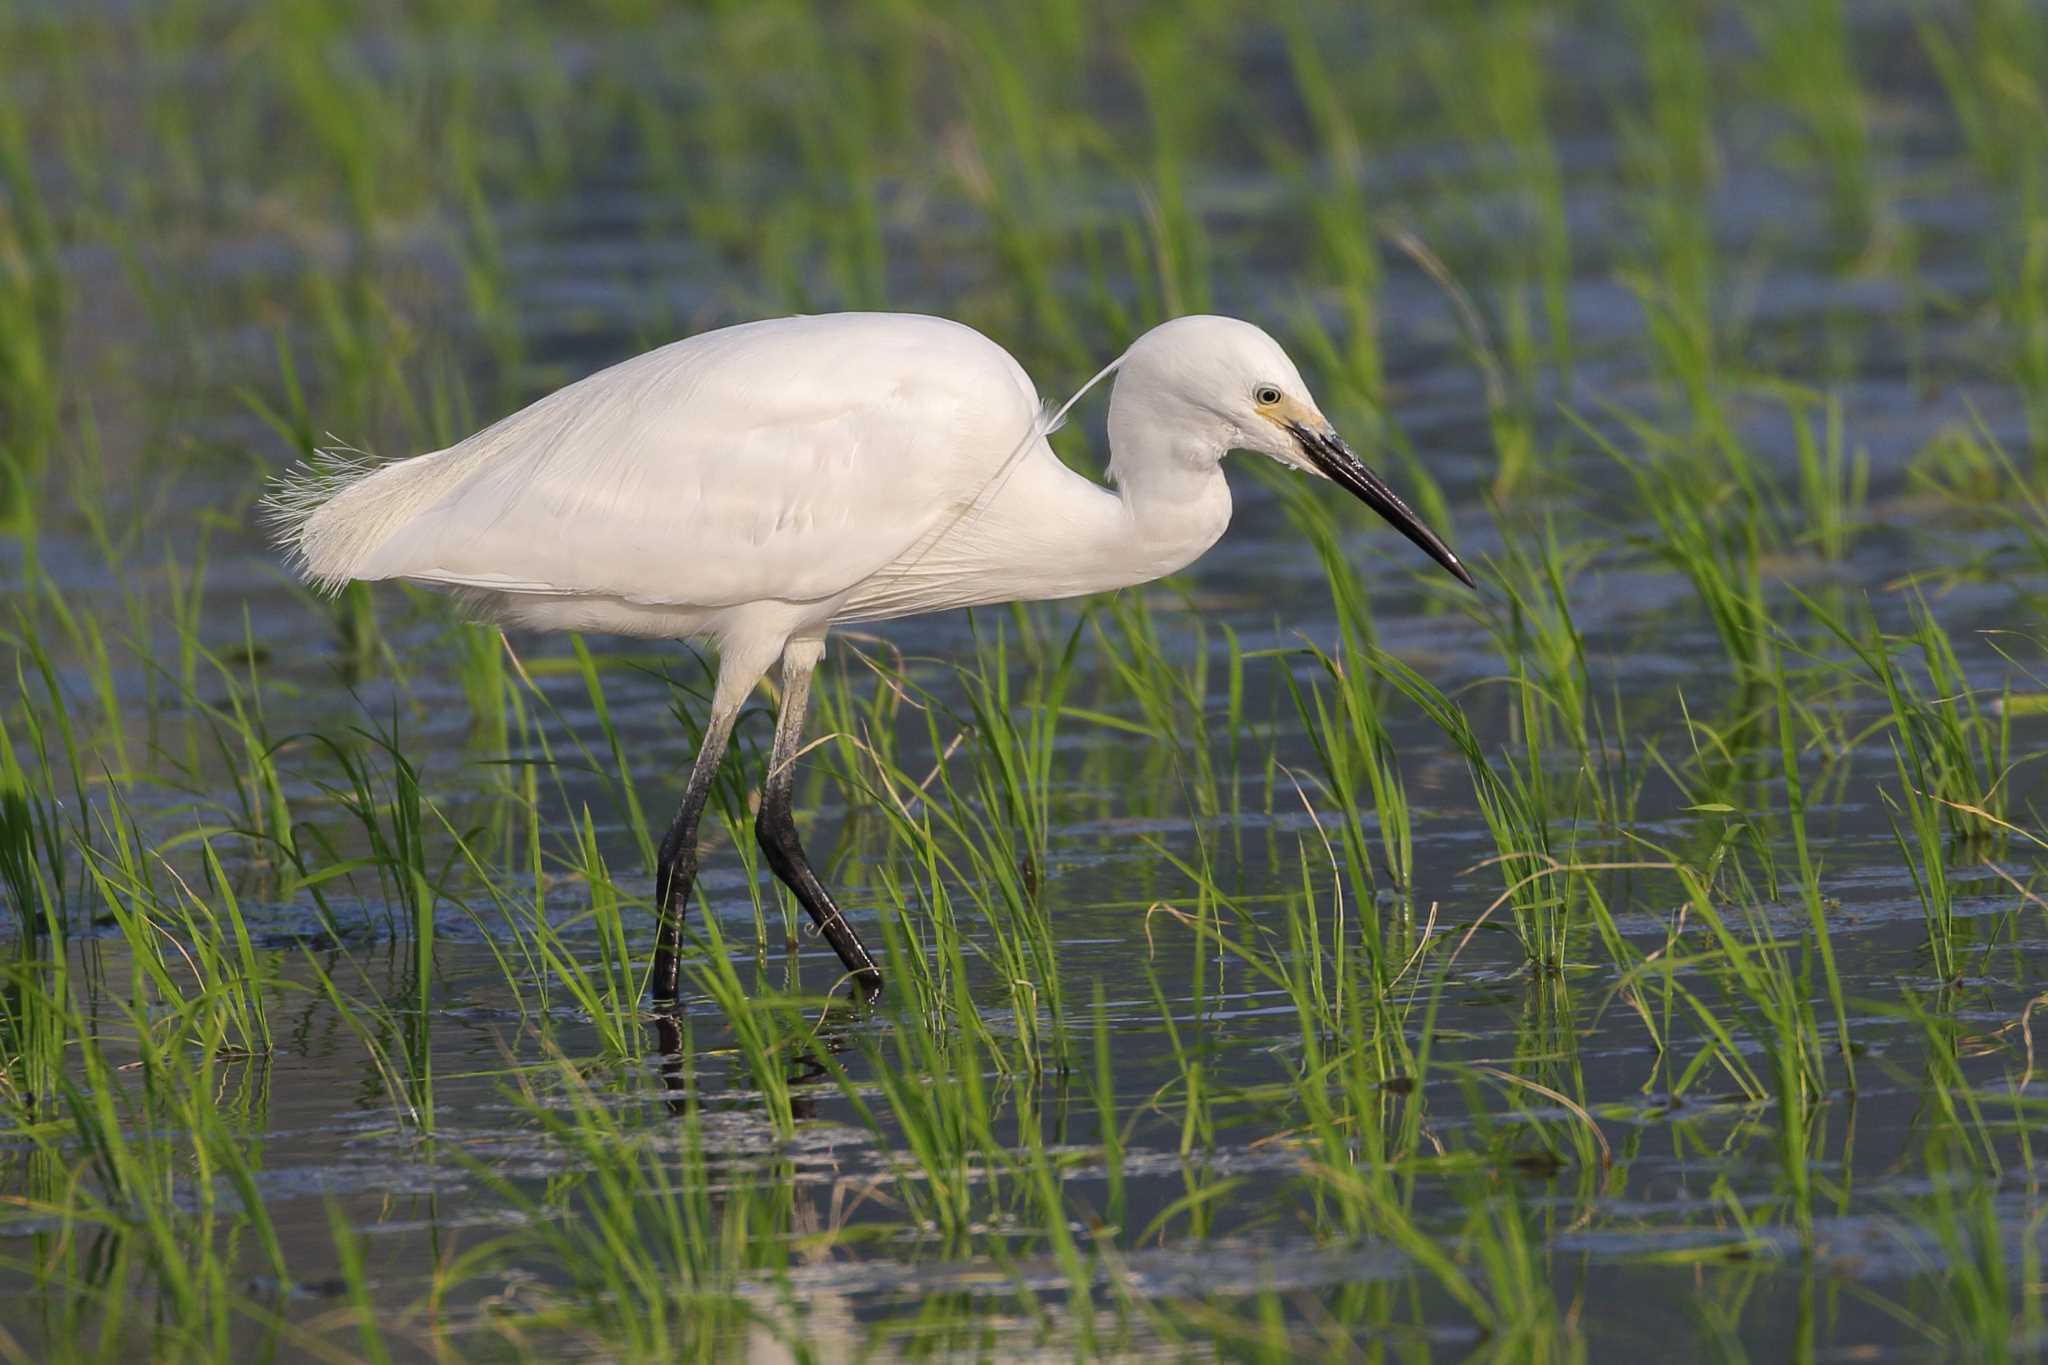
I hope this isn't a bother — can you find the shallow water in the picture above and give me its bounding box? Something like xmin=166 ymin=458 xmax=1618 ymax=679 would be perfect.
xmin=5 ymin=1 xmax=2048 ymax=1359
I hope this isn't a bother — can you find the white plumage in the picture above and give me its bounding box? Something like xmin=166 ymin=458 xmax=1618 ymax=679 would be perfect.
xmin=270 ymin=310 xmax=1471 ymax=999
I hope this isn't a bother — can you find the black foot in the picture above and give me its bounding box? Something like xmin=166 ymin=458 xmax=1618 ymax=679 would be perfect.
xmin=756 ymin=795 xmax=883 ymax=994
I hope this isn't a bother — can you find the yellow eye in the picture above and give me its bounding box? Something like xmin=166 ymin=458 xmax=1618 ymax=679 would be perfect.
xmin=1254 ymin=385 xmax=1282 ymax=406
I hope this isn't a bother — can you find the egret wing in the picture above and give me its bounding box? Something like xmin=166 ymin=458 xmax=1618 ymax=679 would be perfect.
xmin=348 ymin=315 xmax=1040 ymax=609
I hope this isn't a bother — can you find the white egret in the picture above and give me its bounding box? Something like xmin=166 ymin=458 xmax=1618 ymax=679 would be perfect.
xmin=269 ymin=311 xmax=1473 ymax=999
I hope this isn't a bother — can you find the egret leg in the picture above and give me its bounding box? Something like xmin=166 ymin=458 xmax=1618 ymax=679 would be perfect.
xmin=757 ymin=637 xmax=883 ymax=995
xmin=650 ymin=703 xmax=738 ymax=1002
xmin=651 ymin=639 xmax=779 ymax=1002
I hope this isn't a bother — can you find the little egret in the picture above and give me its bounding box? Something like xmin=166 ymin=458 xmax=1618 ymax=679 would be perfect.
xmin=270 ymin=311 xmax=1473 ymax=1000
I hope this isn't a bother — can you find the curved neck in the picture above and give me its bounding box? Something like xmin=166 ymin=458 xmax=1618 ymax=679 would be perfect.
xmin=852 ymin=400 xmax=1233 ymax=620
xmin=1098 ymin=402 xmax=1233 ymax=583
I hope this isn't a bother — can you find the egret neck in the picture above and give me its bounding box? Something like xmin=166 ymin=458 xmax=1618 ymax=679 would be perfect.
xmin=1099 ymin=372 xmax=1234 ymax=589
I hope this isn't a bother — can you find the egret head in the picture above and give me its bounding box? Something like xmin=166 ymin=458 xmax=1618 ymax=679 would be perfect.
xmin=1113 ymin=315 xmax=1475 ymax=588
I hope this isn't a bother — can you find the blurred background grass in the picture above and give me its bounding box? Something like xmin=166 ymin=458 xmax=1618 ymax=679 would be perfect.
xmin=3 ymin=0 xmax=2038 ymax=554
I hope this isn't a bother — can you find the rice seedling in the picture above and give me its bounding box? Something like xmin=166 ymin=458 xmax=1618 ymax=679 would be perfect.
xmin=320 ymin=1197 xmax=398 ymax=1365
xmin=1272 ymin=17 xmax=1401 ymax=411
xmin=1616 ymin=0 xmax=1727 ymax=439
xmin=0 ymin=951 xmax=290 ymax=1361
xmin=803 ymin=619 xmax=1083 ymax=1070
xmin=1364 ymin=643 xmax=1605 ymax=974
xmin=0 ymin=700 xmax=68 ymax=939
xmin=1581 ymin=408 xmax=1773 ymax=693
xmin=1089 ymin=594 xmax=1230 ymax=823
xmin=0 ymin=96 xmax=59 ymax=541
xmin=1277 ymin=478 xmax=1418 ymax=901
xmin=1283 ymin=638 xmax=1415 ymax=905
xmin=1800 ymin=589 xmax=2013 ymax=843
xmin=473 ymin=1031 xmax=796 ymax=1360
xmin=1412 ymin=0 xmax=1575 ymax=403
xmin=1766 ymin=642 xmax=1855 ymax=1091
xmin=1742 ymin=0 xmax=1877 ymax=251
xmin=1745 ymin=385 xmax=1869 ymax=563
xmin=1919 ymin=0 xmax=2048 ymax=466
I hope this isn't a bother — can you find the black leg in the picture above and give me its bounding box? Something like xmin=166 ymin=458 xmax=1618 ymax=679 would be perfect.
xmin=756 ymin=639 xmax=882 ymax=995
xmin=651 ymin=1012 xmax=688 ymax=1113
xmin=650 ymin=706 xmax=738 ymax=1002
xmin=757 ymin=768 xmax=882 ymax=993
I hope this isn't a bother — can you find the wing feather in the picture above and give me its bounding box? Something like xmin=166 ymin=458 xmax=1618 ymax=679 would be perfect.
xmin=296 ymin=314 xmax=1041 ymax=611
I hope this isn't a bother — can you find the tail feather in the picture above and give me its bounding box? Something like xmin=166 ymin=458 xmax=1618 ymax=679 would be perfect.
xmin=262 ymin=443 xmax=466 ymax=593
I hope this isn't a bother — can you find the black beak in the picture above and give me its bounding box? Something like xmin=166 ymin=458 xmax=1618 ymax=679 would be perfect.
xmin=1287 ymin=422 xmax=1476 ymax=589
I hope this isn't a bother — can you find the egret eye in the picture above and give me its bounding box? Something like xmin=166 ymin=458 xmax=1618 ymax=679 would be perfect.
xmin=1254 ymin=385 xmax=1282 ymax=406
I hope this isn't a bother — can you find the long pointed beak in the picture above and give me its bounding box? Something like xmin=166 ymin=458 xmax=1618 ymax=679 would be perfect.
xmin=1287 ymin=422 xmax=1476 ymax=589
